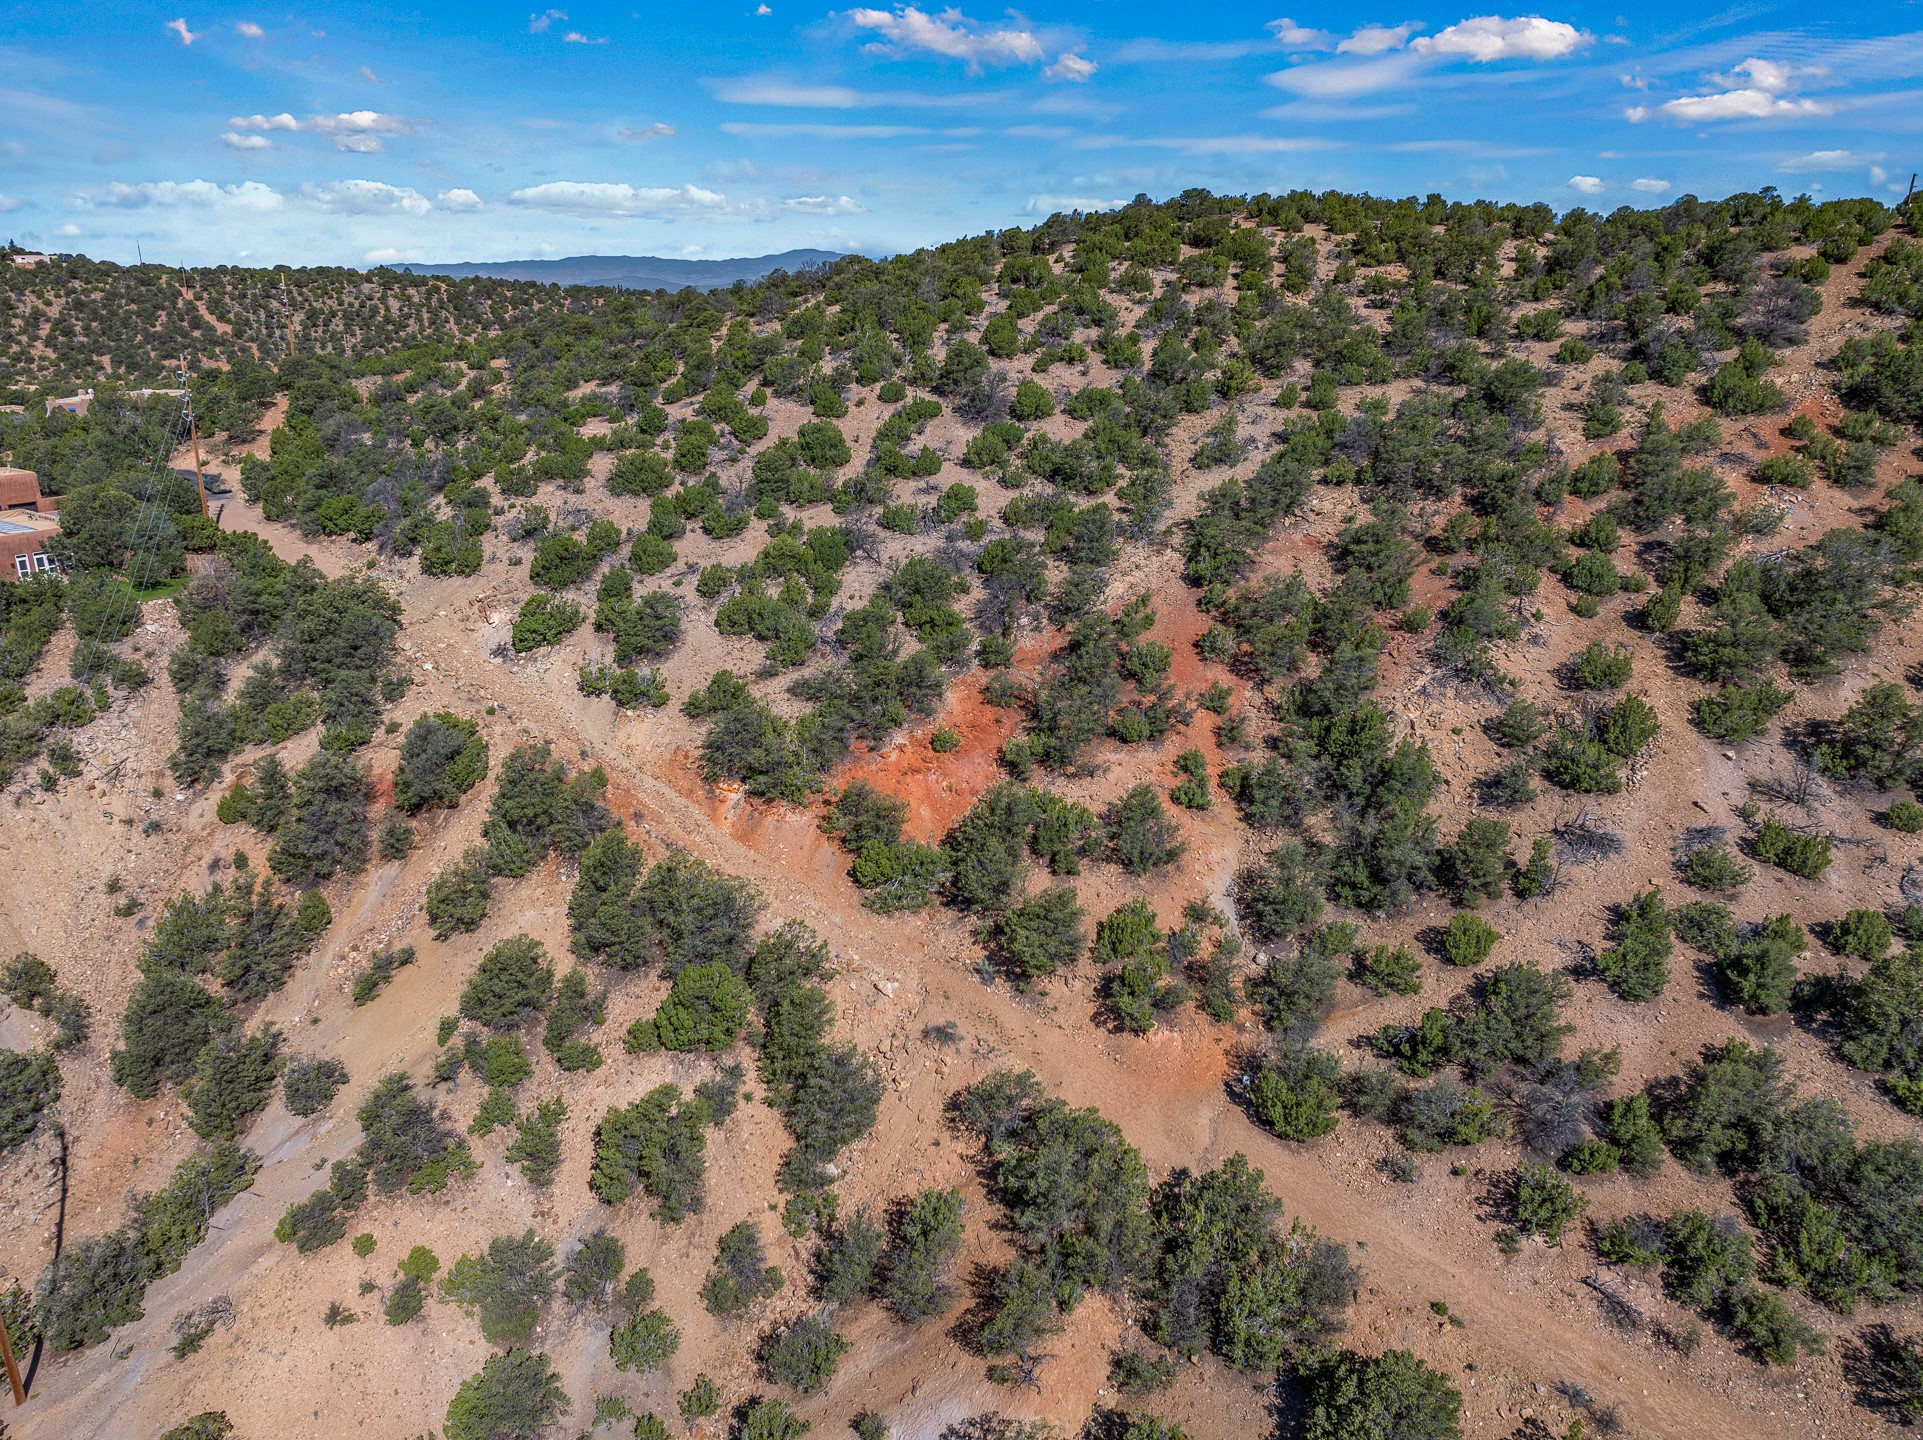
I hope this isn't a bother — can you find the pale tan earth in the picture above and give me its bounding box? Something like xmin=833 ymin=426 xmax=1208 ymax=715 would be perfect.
xmin=0 ymin=228 xmax=1917 ymax=1440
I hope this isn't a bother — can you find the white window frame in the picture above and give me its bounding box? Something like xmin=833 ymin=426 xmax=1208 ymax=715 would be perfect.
xmin=12 ymin=555 xmax=28 ymax=580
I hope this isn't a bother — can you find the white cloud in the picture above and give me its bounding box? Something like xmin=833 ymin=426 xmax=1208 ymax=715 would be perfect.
xmin=718 ymin=80 xmax=866 ymax=107
xmin=1871 ymin=164 xmax=1890 ymax=186
xmin=782 ymin=194 xmax=865 ymax=214
xmin=1268 ymin=18 xmax=1334 ymax=49
xmin=365 ymin=248 xmax=424 ymax=264
xmin=563 ymin=30 xmax=606 ymax=44
xmin=166 ymin=18 xmax=199 ymax=46
xmin=300 ymin=179 xmax=431 ymax=215
xmin=310 ymin=111 xmax=415 ymax=152
xmin=1661 ymin=90 xmax=1824 ymax=122
xmin=506 ymin=181 xmax=741 ymax=217
xmin=1658 ymin=57 xmax=1828 ymax=123
xmin=1266 ymin=52 xmax=1424 ymax=98
xmin=94 ymin=179 xmax=284 ymax=211
xmin=235 ymin=21 xmax=264 ymax=38
xmin=618 ymin=123 xmax=676 ymax=140
xmin=220 ymin=132 xmax=273 ymax=150
xmin=360 ymin=65 xmax=380 ymax=82
xmin=1631 ymin=177 xmax=1670 ymax=193
xmin=223 ymin=111 xmax=411 ymax=152
xmin=1623 ymin=104 xmax=1648 ymax=122
xmin=1567 ymin=175 xmax=1604 ymax=194
xmin=757 ymin=3 xmax=771 ymax=12
xmin=436 ymin=187 xmax=484 ymax=211
xmin=529 ymin=9 xmax=565 ymax=33
xmin=1044 ymin=52 xmax=1097 ymax=83
xmin=848 ymin=5 xmax=1044 ymax=70
xmin=1779 ymin=148 xmax=1881 ymax=172
xmin=1338 ymin=23 xmax=1419 ymax=56
xmin=57 ymin=222 xmax=80 ymax=237
xmin=1714 ymin=58 xmax=1804 ymax=93
xmin=1412 ymin=16 xmax=1589 ymax=62
xmin=0 ymin=193 xmax=22 ymax=213
xmin=1026 ymin=194 xmax=1125 ymax=214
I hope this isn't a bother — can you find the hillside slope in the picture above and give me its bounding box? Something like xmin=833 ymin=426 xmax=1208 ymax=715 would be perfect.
xmin=2 ymin=188 xmax=1923 ymax=1440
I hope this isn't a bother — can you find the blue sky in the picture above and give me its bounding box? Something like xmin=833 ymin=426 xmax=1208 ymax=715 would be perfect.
xmin=0 ymin=3 xmax=1918 ymax=266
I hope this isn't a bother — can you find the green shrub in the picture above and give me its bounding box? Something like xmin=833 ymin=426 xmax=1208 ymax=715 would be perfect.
xmin=356 ymin=1072 xmax=476 ymax=1195
xmin=281 ymin=1055 xmax=348 ymax=1117
xmin=1513 ymin=1164 xmax=1588 ymax=1244
xmin=1357 ymin=945 xmax=1421 ymax=996
xmin=0 ymin=1047 xmax=60 ymax=1150
xmin=590 ymin=1084 xmax=710 ymax=1220
xmin=678 ymin=1375 xmax=721 ymax=1421
xmin=184 ymin=1025 xmax=283 ymax=1141
xmin=1715 ymin=915 xmax=1803 ymax=1014
xmin=506 ymin=1098 xmax=567 ymax=1187
xmin=996 ymin=885 xmax=1086 ymax=980
xmin=1103 ymin=784 xmax=1187 ymax=874
xmin=267 ymin=752 xmax=369 ymax=886
xmin=1680 ymin=842 xmax=1752 ymax=894
xmin=1662 ymin=1210 xmax=1755 ymax=1311
xmin=881 ymin=1188 xmax=965 ymax=1321
xmin=1728 ymin=1288 xmax=1825 ymax=1366
xmin=1754 ymin=820 xmax=1831 ymax=879
xmin=160 ymin=1415 xmax=234 ymax=1440
xmin=1601 ymin=1092 xmax=1665 ymax=1176
xmin=1297 ymin=1347 xmax=1462 ymax=1440
xmin=383 ymin=1276 xmax=426 ymax=1325
xmin=701 ymin=1221 xmax=784 ymax=1316
xmin=610 ymin=1307 xmax=681 ymax=1373
xmin=393 ymin=712 xmax=489 ymax=812
xmin=443 ymin=1349 xmax=569 ymax=1440
xmin=630 ymin=962 xmax=751 ymax=1053
xmin=1443 ymin=817 xmax=1511 ymax=903
xmin=1694 ymin=680 xmax=1793 ymax=743
xmin=1594 ymin=888 xmax=1672 ymax=1002
xmin=1440 ymin=912 xmax=1500 ymax=967
xmin=425 ymin=847 xmax=494 ymax=938
xmin=1399 ymin=1076 xmax=1505 ymax=1152
xmin=1888 ymin=800 xmax=1923 ymax=833
xmin=758 ymin=1310 xmax=849 ymax=1392
xmin=816 ymin=1210 xmax=885 ymax=1304
xmin=1571 ymin=642 xmax=1633 ymax=690
xmin=1249 ymin=1047 xmax=1342 ymax=1141
xmin=460 ymin=935 xmax=554 ymax=1028
xmin=1829 ymin=908 xmax=1894 ymax=962
xmin=441 ymin=1229 xmax=559 ymax=1344
xmin=1814 ymin=682 xmax=1923 ymax=789
xmin=1538 ymin=728 xmax=1621 ymax=794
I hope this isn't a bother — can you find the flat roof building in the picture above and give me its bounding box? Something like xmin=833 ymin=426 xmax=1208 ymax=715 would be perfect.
xmin=0 ymin=469 xmax=61 ymax=581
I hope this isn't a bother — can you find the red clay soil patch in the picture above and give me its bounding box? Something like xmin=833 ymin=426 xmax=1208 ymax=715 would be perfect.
xmin=834 ymin=685 xmax=1018 ymax=843
xmin=365 ymin=766 xmax=394 ymax=806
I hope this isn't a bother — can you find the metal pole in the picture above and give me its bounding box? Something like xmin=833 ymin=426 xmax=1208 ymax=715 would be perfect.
xmin=0 ymin=1304 xmax=25 ymax=1405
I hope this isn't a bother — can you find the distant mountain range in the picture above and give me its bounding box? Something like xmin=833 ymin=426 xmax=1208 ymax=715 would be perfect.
xmin=392 ymin=249 xmax=847 ymax=292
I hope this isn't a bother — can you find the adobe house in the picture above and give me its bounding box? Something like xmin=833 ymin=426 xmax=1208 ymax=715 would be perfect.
xmin=0 ymin=468 xmax=61 ymax=581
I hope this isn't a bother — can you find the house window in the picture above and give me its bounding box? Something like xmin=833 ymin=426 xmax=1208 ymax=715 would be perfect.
xmin=12 ymin=555 xmax=28 ymax=580
xmin=32 ymin=553 xmax=53 ymax=573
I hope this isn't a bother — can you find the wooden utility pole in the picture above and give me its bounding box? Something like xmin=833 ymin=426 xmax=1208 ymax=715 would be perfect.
xmin=181 ymin=362 xmax=207 ymax=518
xmin=0 ymin=1302 xmax=25 ymax=1405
